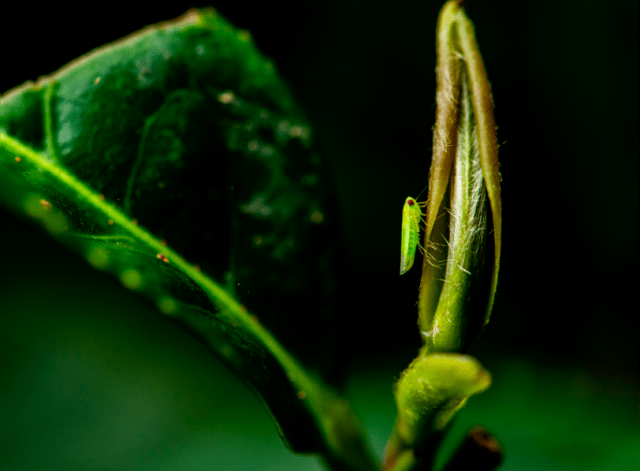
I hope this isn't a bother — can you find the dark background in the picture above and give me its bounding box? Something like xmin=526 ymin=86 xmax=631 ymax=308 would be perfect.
xmin=1 ymin=1 xmax=638 ymax=470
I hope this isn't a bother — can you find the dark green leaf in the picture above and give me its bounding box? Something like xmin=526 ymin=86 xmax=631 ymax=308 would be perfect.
xmin=1 ymin=9 xmax=366 ymax=461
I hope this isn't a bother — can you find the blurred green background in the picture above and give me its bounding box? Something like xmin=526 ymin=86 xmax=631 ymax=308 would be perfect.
xmin=1 ymin=0 xmax=638 ymax=470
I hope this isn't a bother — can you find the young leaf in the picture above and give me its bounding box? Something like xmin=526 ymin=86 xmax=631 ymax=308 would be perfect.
xmin=419 ymin=0 xmax=502 ymax=353
xmin=385 ymin=2 xmax=502 ymax=469
xmin=0 ymin=9 xmax=374 ymax=468
xmin=394 ymin=354 xmax=492 ymax=445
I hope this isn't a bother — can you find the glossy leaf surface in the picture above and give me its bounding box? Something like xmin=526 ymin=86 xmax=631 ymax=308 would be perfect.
xmin=0 ymin=9 xmax=353 ymax=457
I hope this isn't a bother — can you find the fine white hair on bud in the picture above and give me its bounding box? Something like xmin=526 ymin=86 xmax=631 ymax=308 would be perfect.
xmin=391 ymin=2 xmax=502 ymax=464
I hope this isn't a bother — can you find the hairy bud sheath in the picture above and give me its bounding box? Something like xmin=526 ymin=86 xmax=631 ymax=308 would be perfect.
xmin=386 ymin=2 xmax=502 ymax=467
xmin=418 ymin=0 xmax=502 ymax=355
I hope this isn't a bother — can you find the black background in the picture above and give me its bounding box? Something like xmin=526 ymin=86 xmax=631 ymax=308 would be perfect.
xmin=1 ymin=1 xmax=638 ymax=469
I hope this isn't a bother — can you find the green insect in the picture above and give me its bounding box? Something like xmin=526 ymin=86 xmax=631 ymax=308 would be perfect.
xmin=400 ymin=196 xmax=426 ymax=275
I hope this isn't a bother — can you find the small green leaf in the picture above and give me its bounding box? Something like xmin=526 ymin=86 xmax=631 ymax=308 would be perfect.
xmin=394 ymin=354 xmax=491 ymax=445
xmin=387 ymin=353 xmax=491 ymax=471
xmin=0 ymin=9 xmax=374 ymax=468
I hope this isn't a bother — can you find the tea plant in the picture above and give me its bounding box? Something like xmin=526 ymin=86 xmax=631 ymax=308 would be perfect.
xmin=0 ymin=2 xmax=502 ymax=469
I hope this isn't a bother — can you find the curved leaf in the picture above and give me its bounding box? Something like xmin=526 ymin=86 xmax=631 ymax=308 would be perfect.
xmin=0 ymin=9 xmax=373 ymax=468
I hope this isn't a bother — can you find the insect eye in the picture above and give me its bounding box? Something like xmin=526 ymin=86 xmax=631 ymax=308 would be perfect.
xmin=407 ymin=199 xmax=415 ymax=206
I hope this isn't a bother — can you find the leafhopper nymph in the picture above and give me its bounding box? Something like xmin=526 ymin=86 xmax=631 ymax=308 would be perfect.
xmin=400 ymin=196 xmax=426 ymax=275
